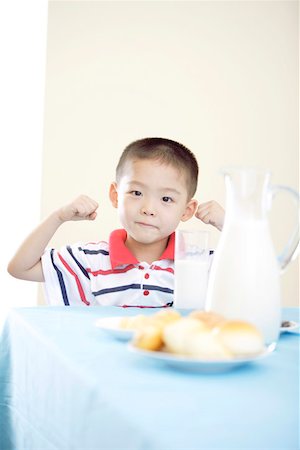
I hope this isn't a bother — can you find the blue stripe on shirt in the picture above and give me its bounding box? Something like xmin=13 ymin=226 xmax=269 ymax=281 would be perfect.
xmin=93 ymin=283 xmax=173 ymax=297
xmin=50 ymin=249 xmax=69 ymax=305
xmin=67 ymin=246 xmax=90 ymax=279
xmin=142 ymin=285 xmax=174 ymax=294
xmin=93 ymin=283 xmax=141 ymax=296
xmin=78 ymin=247 xmax=109 ymax=256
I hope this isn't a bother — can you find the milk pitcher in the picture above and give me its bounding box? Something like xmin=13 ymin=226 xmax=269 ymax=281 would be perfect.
xmin=205 ymin=168 xmax=299 ymax=348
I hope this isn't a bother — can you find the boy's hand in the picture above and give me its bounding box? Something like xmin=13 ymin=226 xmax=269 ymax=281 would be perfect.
xmin=58 ymin=195 xmax=99 ymax=223
xmin=195 ymin=200 xmax=225 ymax=231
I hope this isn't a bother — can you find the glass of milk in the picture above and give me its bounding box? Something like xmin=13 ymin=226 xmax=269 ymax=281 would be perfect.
xmin=174 ymin=229 xmax=210 ymax=309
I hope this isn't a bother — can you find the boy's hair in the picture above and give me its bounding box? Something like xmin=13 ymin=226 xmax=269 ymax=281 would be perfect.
xmin=116 ymin=137 xmax=198 ymax=198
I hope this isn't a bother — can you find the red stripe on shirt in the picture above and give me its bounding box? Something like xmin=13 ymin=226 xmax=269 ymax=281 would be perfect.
xmin=150 ymin=265 xmax=174 ymax=274
xmin=58 ymin=253 xmax=90 ymax=305
xmin=87 ymin=264 xmax=136 ymax=276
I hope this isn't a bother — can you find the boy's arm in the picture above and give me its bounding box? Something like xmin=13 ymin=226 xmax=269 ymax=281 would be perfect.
xmin=195 ymin=200 xmax=225 ymax=231
xmin=7 ymin=195 xmax=99 ymax=282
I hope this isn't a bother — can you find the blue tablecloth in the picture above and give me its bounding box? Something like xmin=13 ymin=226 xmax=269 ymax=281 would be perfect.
xmin=0 ymin=306 xmax=299 ymax=450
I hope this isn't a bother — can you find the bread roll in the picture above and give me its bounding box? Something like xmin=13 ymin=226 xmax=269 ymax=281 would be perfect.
xmin=185 ymin=329 xmax=232 ymax=360
xmin=150 ymin=309 xmax=181 ymax=330
xmin=128 ymin=310 xmax=264 ymax=359
xmin=133 ymin=325 xmax=164 ymax=351
xmin=121 ymin=309 xmax=180 ymax=331
xmin=131 ymin=309 xmax=181 ymax=351
xmin=119 ymin=315 xmax=149 ymax=330
xmin=189 ymin=310 xmax=225 ymax=329
xmin=214 ymin=320 xmax=264 ymax=356
xmin=163 ymin=318 xmax=209 ymax=354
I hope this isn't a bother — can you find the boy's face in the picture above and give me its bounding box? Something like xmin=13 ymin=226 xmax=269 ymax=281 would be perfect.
xmin=109 ymin=159 xmax=197 ymax=246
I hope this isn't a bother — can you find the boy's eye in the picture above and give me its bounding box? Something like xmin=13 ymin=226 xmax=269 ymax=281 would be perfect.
xmin=162 ymin=196 xmax=173 ymax=203
xmin=131 ymin=190 xmax=142 ymax=196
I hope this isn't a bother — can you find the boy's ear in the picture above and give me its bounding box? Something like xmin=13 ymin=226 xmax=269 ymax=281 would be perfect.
xmin=180 ymin=198 xmax=198 ymax=222
xmin=109 ymin=182 xmax=118 ymax=208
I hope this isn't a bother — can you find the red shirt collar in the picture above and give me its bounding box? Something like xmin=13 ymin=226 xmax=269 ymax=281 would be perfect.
xmin=109 ymin=229 xmax=175 ymax=269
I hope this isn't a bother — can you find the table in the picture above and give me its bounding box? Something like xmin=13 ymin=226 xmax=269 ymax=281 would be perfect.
xmin=0 ymin=307 xmax=299 ymax=450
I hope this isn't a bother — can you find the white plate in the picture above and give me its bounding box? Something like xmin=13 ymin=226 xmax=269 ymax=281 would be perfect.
xmin=95 ymin=317 xmax=135 ymax=341
xmin=128 ymin=344 xmax=272 ymax=373
xmin=280 ymin=320 xmax=299 ymax=333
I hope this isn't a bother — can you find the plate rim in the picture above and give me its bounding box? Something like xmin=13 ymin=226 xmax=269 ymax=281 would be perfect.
xmin=95 ymin=316 xmax=124 ymax=329
xmin=95 ymin=316 xmax=135 ymax=338
xmin=128 ymin=343 xmax=272 ymax=365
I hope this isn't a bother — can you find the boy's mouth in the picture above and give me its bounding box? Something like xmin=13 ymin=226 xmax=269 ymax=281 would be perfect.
xmin=135 ymin=221 xmax=158 ymax=230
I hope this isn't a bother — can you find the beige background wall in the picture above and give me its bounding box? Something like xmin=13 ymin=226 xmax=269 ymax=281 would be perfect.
xmin=41 ymin=0 xmax=299 ymax=306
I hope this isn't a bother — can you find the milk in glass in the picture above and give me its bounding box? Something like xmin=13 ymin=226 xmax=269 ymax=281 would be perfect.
xmin=174 ymin=230 xmax=210 ymax=309
xmin=174 ymin=259 xmax=209 ymax=309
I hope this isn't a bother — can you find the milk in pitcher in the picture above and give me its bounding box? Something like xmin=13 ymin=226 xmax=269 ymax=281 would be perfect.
xmin=206 ymin=219 xmax=281 ymax=347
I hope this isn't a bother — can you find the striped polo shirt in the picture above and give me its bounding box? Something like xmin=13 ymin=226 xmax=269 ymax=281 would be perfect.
xmin=42 ymin=229 xmax=176 ymax=307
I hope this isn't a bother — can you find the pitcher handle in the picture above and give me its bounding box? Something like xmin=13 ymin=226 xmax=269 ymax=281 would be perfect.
xmin=269 ymin=185 xmax=300 ymax=273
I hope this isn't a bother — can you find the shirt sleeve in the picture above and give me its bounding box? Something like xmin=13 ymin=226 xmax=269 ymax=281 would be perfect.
xmin=41 ymin=243 xmax=96 ymax=306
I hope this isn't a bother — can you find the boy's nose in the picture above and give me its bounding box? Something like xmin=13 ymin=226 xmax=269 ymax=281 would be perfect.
xmin=140 ymin=205 xmax=156 ymax=216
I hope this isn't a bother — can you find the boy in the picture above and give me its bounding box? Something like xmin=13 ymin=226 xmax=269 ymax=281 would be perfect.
xmin=8 ymin=137 xmax=224 ymax=307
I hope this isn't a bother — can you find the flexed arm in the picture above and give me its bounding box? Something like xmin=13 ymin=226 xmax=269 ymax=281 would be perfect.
xmin=7 ymin=195 xmax=99 ymax=282
xmin=195 ymin=200 xmax=225 ymax=231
